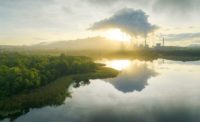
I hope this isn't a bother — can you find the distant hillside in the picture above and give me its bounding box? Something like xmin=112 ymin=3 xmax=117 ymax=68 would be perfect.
xmin=188 ymin=44 xmax=200 ymax=49
xmin=30 ymin=37 xmax=124 ymax=51
xmin=1 ymin=36 xmax=199 ymax=52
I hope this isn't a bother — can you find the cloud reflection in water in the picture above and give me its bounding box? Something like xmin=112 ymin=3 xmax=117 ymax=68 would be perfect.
xmin=108 ymin=62 xmax=157 ymax=92
xmin=8 ymin=60 xmax=200 ymax=122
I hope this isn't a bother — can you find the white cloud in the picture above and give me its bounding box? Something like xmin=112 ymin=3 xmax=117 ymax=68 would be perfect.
xmin=89 ymin=8 xmax=158 ymax=37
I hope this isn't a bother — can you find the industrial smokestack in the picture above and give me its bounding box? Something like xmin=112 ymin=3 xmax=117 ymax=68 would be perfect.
xmin=121 ymin=41 xmax=123 ymax=50
xmin=144 ymin=35 xmax=147 ymax=47
xmin=162 ymin=37 xmax=165 ymax=47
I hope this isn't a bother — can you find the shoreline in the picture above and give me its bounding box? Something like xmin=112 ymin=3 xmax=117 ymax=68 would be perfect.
xmin=0 ymin=66 xmax=119 ymax=120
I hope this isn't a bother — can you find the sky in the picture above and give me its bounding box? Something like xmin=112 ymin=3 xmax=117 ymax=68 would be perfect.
xmin=0 ymin=0 xmax=200 ymax=46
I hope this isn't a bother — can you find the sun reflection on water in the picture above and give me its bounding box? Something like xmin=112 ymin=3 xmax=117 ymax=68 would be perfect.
xmin=104 ymin=60 xmax=131 ymax=71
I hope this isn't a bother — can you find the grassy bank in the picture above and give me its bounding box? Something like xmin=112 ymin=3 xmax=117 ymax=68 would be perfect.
xmin=0 ymin=66 xmax=119 ymax=120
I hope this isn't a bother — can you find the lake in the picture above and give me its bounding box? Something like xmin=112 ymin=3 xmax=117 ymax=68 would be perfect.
xmin=2 ymin=59 xmax=200 ymax=122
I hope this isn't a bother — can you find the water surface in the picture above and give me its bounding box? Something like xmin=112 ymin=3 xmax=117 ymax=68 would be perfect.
xmin=3 ymin=59 xmax=200 ymax=122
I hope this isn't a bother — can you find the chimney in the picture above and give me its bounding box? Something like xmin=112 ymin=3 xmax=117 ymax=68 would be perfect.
xmin=162 ymin=37 xmax=165 ymax=47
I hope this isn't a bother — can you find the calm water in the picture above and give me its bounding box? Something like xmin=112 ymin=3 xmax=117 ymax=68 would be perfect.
xmin=3 ymin=59 xmax=200 ymax=122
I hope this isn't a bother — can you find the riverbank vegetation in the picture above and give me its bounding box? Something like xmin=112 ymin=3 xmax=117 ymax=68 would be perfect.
xmin=0 ymin=52 xmax=97 ymax=100
xmin=1 ymin=47 xmax=200 ymax=61
xmin=0 ymin=52 xmax=119 ymax=120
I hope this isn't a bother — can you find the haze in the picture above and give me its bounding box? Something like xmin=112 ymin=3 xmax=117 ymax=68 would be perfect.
xmin=0 ymin=0 xmax=200 ymax=46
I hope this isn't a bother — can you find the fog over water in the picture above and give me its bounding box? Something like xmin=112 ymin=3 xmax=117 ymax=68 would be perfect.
xmin=3 ymin=59 xmax=200 ymax=122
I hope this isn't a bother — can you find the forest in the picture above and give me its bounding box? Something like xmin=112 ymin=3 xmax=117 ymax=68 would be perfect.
xmin=0 ymin=52 xmax=97 ymax=100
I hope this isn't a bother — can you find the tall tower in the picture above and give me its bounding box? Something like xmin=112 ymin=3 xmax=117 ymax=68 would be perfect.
xmin=120 ymin=41 xmax=124 ymax=51
xmin=162 ymin=37 xmax=165 ymax=47
xmin=144 ymin=36 xmax=147 ymax=47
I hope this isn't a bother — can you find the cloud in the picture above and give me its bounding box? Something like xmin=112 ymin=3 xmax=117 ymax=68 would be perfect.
xmin=164 ymin=32 xmax=200 ymax=41
xmin=0 ymin=0 xmax=56 ymax=28
xmin=85 ymin=0 xmax=152 ymax=6
xmin=153 ymin=0 xmax=200 ymax=16
xmin=0 ymin=0 xmax=54 ymax=10
xmin=89 ymin=8 xmax=158 ymax=37
xmin=62 ymin=6 xmax=73 ymax=14
xmin=0 ymin=0 xmax=200 ymax=45
xmin=84 ymin=0 xmax=119 ymax=6
xmin=108 ymin=63 xmax=157 ymax=92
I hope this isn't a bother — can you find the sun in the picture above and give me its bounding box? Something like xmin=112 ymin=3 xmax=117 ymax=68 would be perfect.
xmin=104 ymin=29 xmax=131 ymax=42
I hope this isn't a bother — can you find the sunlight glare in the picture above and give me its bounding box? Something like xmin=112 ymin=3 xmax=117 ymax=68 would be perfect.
xmin=104 ymin=29 xmax=131 ymax=42
xmin=105 ymin=60 xmax=131 ymax=71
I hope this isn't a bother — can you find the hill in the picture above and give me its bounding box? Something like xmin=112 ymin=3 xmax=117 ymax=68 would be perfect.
xmin=30 ymin=36 xmax=124 ymax=51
